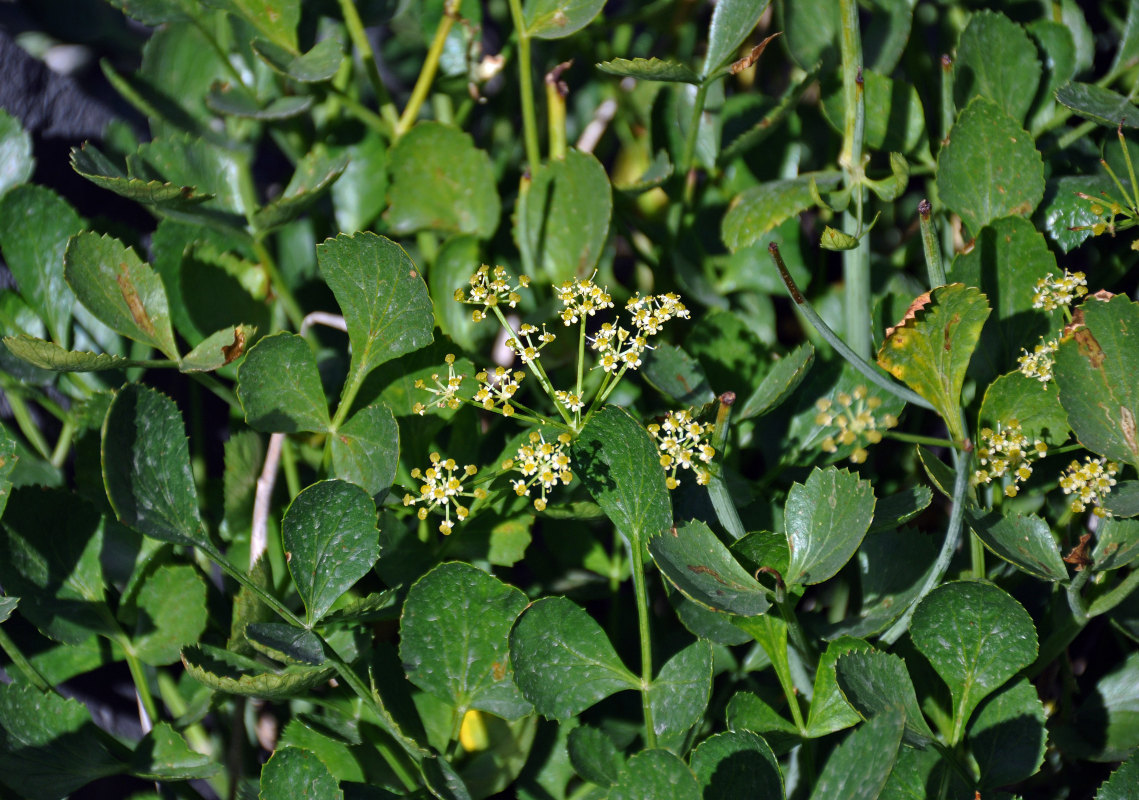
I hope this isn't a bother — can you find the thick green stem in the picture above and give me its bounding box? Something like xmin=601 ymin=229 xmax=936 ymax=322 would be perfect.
xmin=838 ymin=0 xmax=870 ymax=359
xmin=252 ymin=238 xmax=304 ymax=331
xmin=680 ymin=81 xmax=712 ymax=178
xmin=546 ymin=63 xmax=569 ymax=161
xmin=629 ymin=539 xmax=658 ymax=749
xmin=507 ymin=0 xmax=541 ymax=174
xmin=5 ymin=391 xmax=52 ymax=461
xmin=50 ymin=420 xmax=76 ymax=469
xmin=337 ymin=0 xmax=395 ymax=112
xmin=919 ymin=199 xmax=947 ymax=288
xmin=395 ymin=0 xmax=462 ymax=137
xmin=768 ymin=243 xmax=934 ymax=412
xmin=883 ymin=431 xmax=957 ymax=449
xmin=939 ymin=55 xmax=955 ymax=144
xmin=122 ymin=642 xmax=161 ymax=728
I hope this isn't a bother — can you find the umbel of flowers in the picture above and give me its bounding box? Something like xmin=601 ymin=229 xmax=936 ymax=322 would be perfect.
xmin=1017 ymin=270 xmax=1087 ymax=386
xmin=405 ymin=265 xmax=715 ymax=533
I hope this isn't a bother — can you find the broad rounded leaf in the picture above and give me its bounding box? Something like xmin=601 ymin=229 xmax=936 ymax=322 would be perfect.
xmin=102 ymin=384 xmax=209 ymax=548
xmin=573 ymin=406 xmax=672 ymax=550
xmin=877 ymin=284 xmax=991 ymax=442
xmin=805 ymin=637 xmax=873 ymax=738
xmin=510 ymin=596 xmax=638 ymax=719
xmin=386 ymin=123 xmax=499 ymax=238
xmin=1096 ymin=750 xmax=1139 ymax=800
xmin=129 ymin=721 xmax=219 ymax=781
xmin=401 ymin=562 xmax=531 ymax=719
xmin=703 ymin=0 xmax=771 ymax=77
xmin=869 ymin=487 xmax=933 ymax=533
xmin=0 ymin=185 xmax=82 ymax=346
xmin=127 ymin=563 xmax=208 ymax=665
xmin=650 ymin=519 xmax=771 ymax=616
xmin=784 ymin=466 xmax=875 ymax=587
xmin=260 ymin=747 xmax=342 ymax=800
xmin=1054 ymin=650 xmax=1139 ymax=762
xmin=597 ymin=58 xmax=699 ymax=84
xmin=937 ymin=98 xmax=1045 ymax=236
xmin=182 ymin=645 xmax=336 ymax=700
xmin=64 ymin=231 xmax=179 ymax=360
xmin=245 ymin=622 xmax=326 ymax=665
xmin=179 ymin=324 xmax=255 ymax=373
xmin=954 ymin=11 xmax=1041 ymax=124
xmin=978 ymin=371 xmax=1069 ymax=446
xmin=723 ymin=175 xmax=840 ymax=251
xmin=607 ymin=749 xmax=700 ymax=800
xmin=130 ymin=134 xmax=246 ymax=216
xmin=283 ymin=480 xmax=380 ymax=626
xmin=647 ymin=640 xmax=712 ymax=749
xmin=201 ymin=0 xmax=298 ymax=50
xmin=910 ymin=581 xmax=1038 ymax=738
xmin=238 ymin=332 xmax=330 ymax=433
xmin=252 ymin=37 xmax=344 ymax=83
xmin=516 ymin=149 xmax=612 ymax=284
xmin=967 ymin=678 xmax=1047 ymax=789
xmin=690 ymin=730 xmax=781 ymax=798
xmin=641 ymin=343 xmax=714 ymax=409
xmin=1094 ymin=518 xmax=1139 ymax=572
xmin=330 ymin=402 xmax=399 ymax=497
xmin=205 ymin=84 xmax=313 ymax=119
xmin=807 ymin=710 xmax=904 ymax=800
xmin=1056 ymin=82 xmax=1139 ymax=128
xmin=566 ymin=726 xmax=624 ymax=787
xmin=317 ymin=232 xmax=434 ymax=381
xmin=0 ymin=109 xmax=33 ymax=197
xmin=964 ymin=509 xmax=1068 ymax=582
xmin=522 ymin=0 xmax=605 ymax=39
xmin=1054 ymin=295 xmax=1139 ymax=467
xmin=834 ymin=649 xmax=936 ymax=746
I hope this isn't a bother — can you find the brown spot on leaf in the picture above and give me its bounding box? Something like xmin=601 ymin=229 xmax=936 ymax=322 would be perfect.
xmin=492 ymin=661 xmax=507 ymax=680
xmin=943 ymin=312 xmax=960 ymax=352
xmin=688 ymin=565 xmax=728 ymax=585
xmin=1073 ymin=327 xmax=1105 ymax=369
xmin=1122 ymin=406 xmax=1138 ymax=458
xmin=885 ymin=290 xmax=932 ymax=339
xmin=222 ymin=327 xmax=246 ymax=364
xmin=116 ymin=263 xmax=155 ymax=338
xmin=730 ymin=32 xmax=781 ymax=74
xmin=1063 ymin=534 xmax=1092 ymax=571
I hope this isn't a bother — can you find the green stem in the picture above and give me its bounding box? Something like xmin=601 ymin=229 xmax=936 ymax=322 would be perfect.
xmin=188 ymin=371 xmax=239 ymax=409
xmin=882 ymin=448 xmax=971 ymax=645
xmin=707 ymin=394 xmax=746 ymax=541
xmin=546 ymin=62 xmax=569 ymax=161
xmin=206 ymin=546 xmax=306 ymax=628
xmin=883 ymin=431 xmax=957 ymax=449
xmin=768 ymin=244 xmax=935 ymax=412
xmin=507 ymin=0 xmax=541 ymax=174
xmin=337 ymin=0 xmax=394 ymax=110
xmin=122 ymin=641 xmax=161 ymax=727
xmin=281 ymin=436 xmax=302 ymax=500
xmin=325 ymin=84 xmax=389 ymax=135
xmin=490 ymin=306 xmax=574 ymax=427
xmin=679 ymin=81 xmax=712 ymax=177
xmin=838 ymin=0 xmax=870 ymax=359
xmin=6 ymin=391 xmax=52 ymax=461
xmin=939 ymin=54 xmax=955 ymax=144
xmin=1065 ymin=565 xmax=1092 ymax=619
xmin=1085 ymin=567 xmax=1139 ymax=617
xmin=629 ymin=538 xmax=658 ymax=749
xmin=253 ymin=238 xmax=304 ymax=331
xmin=50 ymin=420 xmax=76 ymax=469
xmin=395 ymin=0 xmax=462 ymax=137
xmin=919 ymin=199 xmax=947 ymax=288
xmin=0 ymin=625 xmax=52 ymax=691
xmin=970 ymin=530 xmax=986 ymax=580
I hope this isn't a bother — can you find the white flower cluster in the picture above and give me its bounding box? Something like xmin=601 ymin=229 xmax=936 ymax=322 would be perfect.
xmin=814 ymin=386 xmax=899 ymax=464
xmin=557 ymin=275 xmax=614 ymax=325
xmin=1017 ymin=338 xmax=1059 ymax=386
xmin=1032 ymin=270 xmax=1088 ymax=312
xmin=413 ymin=354 xmax=464 ymax=416
xmin=972 ymin=419 xmax=1048 ymax=498
xmin=506 ymin=322 xmax=557 ymax=365
xmin=1059 ymin=456 xmax=1118 ymax=517
xmin=473 ymin=367 xmax=525 ymax=416
xmin=402 ymin=453 xmax=487 ymax=535
xmin=455 ymin=264 xmax=531 ymax=322
xmin=647 ymin=409 xmax=715 ymax=489
xmin=507 ymin=431 xmax=574 ymax=511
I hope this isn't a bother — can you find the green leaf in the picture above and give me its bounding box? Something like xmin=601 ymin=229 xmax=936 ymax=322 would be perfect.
xmin=1104 ymin=482 xmax=1139 ymax=519
xmin=0 ymin=185 xmax=83 ymax=346
xmin=948 ymin=216 xmax=1062 ymax=379
xmin=129 ymin=721 xmax=219 ymax=781
xmin=724 ymin=692 xmax=799 ymax=749
xmin=821 ymin=71 xmax=927 ymax=154
xmin=277 ymin=720 xmax=364 ymax=783
xmin=125 ymin=563 xmax=208 ymax=665
xmin=205 ymin=83 xmax=313 ymax=119
xmin=1053 ymin=650 xmax=1139 ymax=761
xmin=330 ymin=403 xmax=399 ymax=498
xmin=964 ymin=509 xmax=1068 ymax=582
xmin=978 ymin=372 xmax=1069 ymax=446
xmin=401 ymin=562 xmax=531 ymax=719
xmin=574 ymin=406 xmax=672 ymax=550
xmin=967 ymin=678 xmax=1046 ymax=789
xmin=260 ymin=747 xmax=343 ymax=800
xmin=597 ymin=58 xmax=699 ymax=84
xmin=201 ymin=0 xmax=299 ymax=50
xmin=64 ymin=231 xmax=180 ymax=360
xmin=1056 ymin=82 xmax=1139 ymax=128
xmin=954 ymin=11 xmax=1041 ymax=124
xmin=182 ymin=644 xmax=337 ymax=699
xmin=1054 ymin=295 xmax=1139 ymax=467
xmin=819 ymin=226 xmax=860 ymax=251
xmin=910 ymin=582 xmax=1038 ymax=739
xmin=689 ymin=730 xmax=782 ymax=799
xmin=238 ymin=332 xmax=330 ymax=433
xmin=71 ymin=143 xmax=214 ymax=208
xmin=703 ymin=0 xmax=770 ymax=77
xmin=252 ymin=37 xmax=344 ymax=82
xmin=834 ymin=650 xmax=936 ymax=746
xmin=0 ymin=488 xmax=115 ymax=644
xmin=1097 ymin=750 xmax=1139 ymax=799
xmin=607 ymin=749 xmax=700 ymax=800
xmin=784 ymin=466 xmax=875 ymax=587
xmin=179 ymin=324 xmax=255 ymax=373
xmin=879 ymin=745 xmax=971 ymax=800
xmin=723 ymin=175 xmax=841 ymax=251
xmin=648 ymin=640 xmax=713 ymax=750
xmin=522 ymin=0 xmax=605 ymax=39
xmin=510 ymin=596 xmax=638 ymax=720
xmin=1044 ymin=175 xmax=1109 ymax=253
xmin=566 ymin=726 xmax=624 ymax=787
xmin=807 ymin=710 xmax=905 ymax=800
xmin=245 ymin=622 xmax=326 ymax=665
xmin=650 ymin=519 xmax=770 ymax=616
xmin=129 ymin=135 xmax=246 ymax=217
xmin=877 ymin=284 xmax=991 ymax=442
xmin=1094 ymin=518 xmax=1139 ymax=571
xmin=430 ymin=235 xmax=483 ymax=353
xmin=0 ymin=427 xmax=15 ymax=519
xmin=0 ymin=109 xmax=34 ymax=197
xmin=3 ymin=335 xmax=134 ymax=372
xmin=102 ymin=383 xmax=210 ymax=548
xmin=617 ymin=149 xmax=674 ymax=193
xmin=640 ymin=343 xmax=714 ymax=407
xmin=283 ymin=480 xmax=380 ymax=626
xmin=780 ymin=0 xmax=838 ymax=70
xmin=317 ymin=232 xmax=435 ymax=382
xmin=937 ymin=98 xmax=1045 ymax=236
xmin=918 ymin=445 xmax=955 ymax=498
xmin=331 ymin=131 xmax=387 ymax=233
xmin=805 ymin=637 xmax=873 ymax=738
xmin=870 ymin=486 xmax=933 ymax=533
xmin=738 ymin=343 xmax=814 ymax=420
xmin=0 ymin=682 xmax=127 ymax=799
xmin=516 ymin=148 xmax=612 ymax=284
xmin=253 ymin=148 xmax=349 ymax=231
xmin=385 ymin=122 xmax=499 ymax=238
xmin=0 ymin=597 xmax=16 ymax=624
